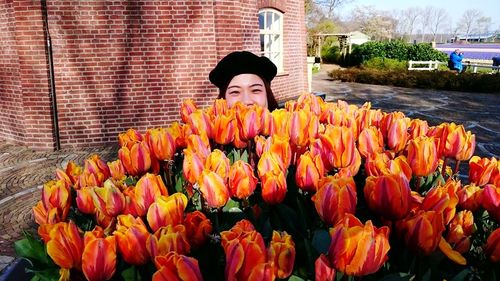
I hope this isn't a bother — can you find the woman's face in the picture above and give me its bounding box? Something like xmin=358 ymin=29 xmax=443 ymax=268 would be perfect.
xmin=224 ymin=74 xmax=268 ymax=108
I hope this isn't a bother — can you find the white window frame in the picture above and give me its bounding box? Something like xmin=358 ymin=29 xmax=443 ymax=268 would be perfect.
xmin=259 ymin=8 xmax=284 ymax=73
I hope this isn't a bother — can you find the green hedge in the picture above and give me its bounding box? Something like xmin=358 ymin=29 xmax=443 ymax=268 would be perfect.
xmin=345 ymin=41 xmax=448 ymax=66
xmin=362 ymin=57 xmax=408 ymax=72
xmin=328 ymin=68 xmax=500 ymax=93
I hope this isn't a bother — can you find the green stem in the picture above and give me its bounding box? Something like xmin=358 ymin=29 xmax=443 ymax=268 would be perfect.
xmin=454 ymin=160 xmax=461 ymax=175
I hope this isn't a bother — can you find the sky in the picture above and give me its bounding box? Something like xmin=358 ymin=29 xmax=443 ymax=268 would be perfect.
xmin=338 ymin=0 xmax=499 ymax=29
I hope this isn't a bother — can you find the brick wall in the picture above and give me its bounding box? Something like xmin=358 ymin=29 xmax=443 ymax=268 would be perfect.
xmin=0 ymin=0 xmax=307 ymax=150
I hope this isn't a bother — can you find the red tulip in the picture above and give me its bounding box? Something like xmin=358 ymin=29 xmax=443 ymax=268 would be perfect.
xmin=114 ymin=214 xmax=150 ymax=265
xmin=229 ymin=160 xmax=258 ymax=199
xmin=267 ymin=231 xmax=295 ymax=279
xmin=34 ymin=180 xmax=71 ymax=224
xmin=386 ymin=116 xmax=410 ymax=153
xmin=484 ymin=228 xmax=500 ymax=263
xmin=82 ymin=229 xmax=116 ymax=281
xmin=91 ymin=180 xmax=126 ymax=217
xmin=235 ymin=103 xmax=262 ymax=141
xmin=147 ymin=193 xmax=188 ymax=232
xmin=153 ymin=252 xmax=203 ymax=281
xmin=328 ymin=214 xmax=390 ymax=276
xmin=469 ymin=156 xmax=498 ymax=186
xmin=312 ymin=176 xmax=357 ymax=226
xmin=147 ymin=224 xmax=190 ymax=258
xmin=482 ymin=184 xmax=500 ymax=223
xmin=422 ymin=179 xmax=460 ymax=224
xmin=131 ymin=173 xmax=169 ymax=217
xmin=289 ymin=109 xmax=318 ymax=147
xmin=184 ymin=211 xmax=213 ymax=249
xmin=406 ymin=136 xmax=439 ymax=177
xmin=46 ymin=221 xmax=83 ymax=269
xmin=198 ymin=169 xmax=230 ymax=208
xmin=396 ymin=210 xmax=445 ymax=255
xmin=315 ymin=254 xmax=336 ymax=281
xmin=319 ymin=125 xmax=361 ymax=175
xmin=223 ymin=230 xmax=267 ymax=281
xmin=187 ymin=110 xmax=213 ymax=139
xmin=408 ymin=119 xmax=429 ymax=139
xmin=446 ymin=210 xmax=474 ymax=254
xmin=443 ymin=123 xmax=475 ymax=161
xmin=118 ymin=141 xmax=152 ymax=176
xmin=364 ymin=174 xmax=411 ymax=220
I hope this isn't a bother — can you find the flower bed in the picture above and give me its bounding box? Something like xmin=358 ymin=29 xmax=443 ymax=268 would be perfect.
xmin=16 ymin=93 xmax=499 ymax=280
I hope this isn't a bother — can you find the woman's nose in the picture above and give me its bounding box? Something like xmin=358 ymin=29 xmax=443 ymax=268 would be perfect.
xmin=241 ymin=92 xmax=254 ymax=106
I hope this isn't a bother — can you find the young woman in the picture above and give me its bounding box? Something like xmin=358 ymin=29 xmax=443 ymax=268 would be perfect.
xmin=209 ymin=51 xmax=279 ymax=110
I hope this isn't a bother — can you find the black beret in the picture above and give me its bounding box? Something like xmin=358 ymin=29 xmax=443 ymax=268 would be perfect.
xmin=209 ymin=51 xmax=277 ymax=89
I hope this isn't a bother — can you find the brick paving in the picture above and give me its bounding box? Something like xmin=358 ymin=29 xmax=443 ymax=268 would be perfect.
xmin=0 ymin=65 xmax=498 ymax=274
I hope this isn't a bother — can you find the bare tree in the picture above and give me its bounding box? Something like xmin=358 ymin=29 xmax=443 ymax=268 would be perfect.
xmin=458 ymin=9 xmax=482 ymax=42
xmin=429 ymin=8 xmax=449 ymax=42
xmin=402 ymin=7 xmax=421 ymax=42
xmin=315 ymin=0 xmax=353 ymax=19
xmin=476 ymin=16 xmax=492 ymax=35
xmin=349 ymin=6 xmax=397 ymax=41
xmin=419 ymin=6 xmax=433 ymax=42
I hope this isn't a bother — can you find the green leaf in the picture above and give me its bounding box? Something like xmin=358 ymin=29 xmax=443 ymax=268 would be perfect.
xmin=222 ymin=198 xmax=242 ymax=213
xmin=288 ymin=275 xmax=306 ymax=281
xmin=379 ymin=273 xmax=411 ymax=281
xmin=122 ymin=265 xmax=141 ymax=281
xmin=240 ymin=149 xmax=249 ymax=163
xmin=31 ymin=268 xmax=60 ymax=281
xmin=311 ymin=229 xmax=331 ymax=254
xmin=14 ymin=235 xmax=50 ymax=265
xmin=422 ymin=268 xmax=432 ymax=281
xmin=451 ymin=268 xmax=471 ymax=281
xmin=124 ymin=176 xmax=137 ymax=186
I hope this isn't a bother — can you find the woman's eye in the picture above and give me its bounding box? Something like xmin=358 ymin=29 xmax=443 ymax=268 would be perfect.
xmin=252 ymin=89 xmax=263 ymax=94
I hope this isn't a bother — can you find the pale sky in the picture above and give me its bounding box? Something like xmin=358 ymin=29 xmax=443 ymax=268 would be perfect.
xmin=339 ymin=0 xmax=499 ymax=30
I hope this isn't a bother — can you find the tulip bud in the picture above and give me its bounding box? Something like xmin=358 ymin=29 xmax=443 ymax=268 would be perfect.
xmin=114 ymin=215 xmax=150 ymax=265
xmin=364 ymin=174 xmax=411 ymax=220
xmin=147 ymin=193 xmax=188 ymax=232
xmin=482 ymin=184 xmax=500 ymax=223
xmin=406 ymin=136 xmax=439 ymax=177
xmin=312 ymin=176 xmax=357 ymax=226
xmin=229 ymin=160 xmax=258 ymax=199
xmin=484 ymin=228 xmax=500 ymax=263
xmin=268 ymin=231 xmax=295 ymax=279
xmin=198 ymin=169 xmax=230 ymax=208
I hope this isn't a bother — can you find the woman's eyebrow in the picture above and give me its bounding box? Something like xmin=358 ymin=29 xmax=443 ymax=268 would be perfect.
xmin=250 ymin=83 xmax=264 ymax=87
xmin=227 ymin=85 xmax=242 ymax=89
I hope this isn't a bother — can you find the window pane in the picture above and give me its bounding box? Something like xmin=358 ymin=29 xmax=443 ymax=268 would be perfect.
xmin=258 ymin=13 xmax=264 ymax=30
xmin=272 ymin=14 xmax=280 ymax=32
xmin=260 ymin=34 xmax=265 ymax=52
xmin=266 ymin=12 xmax=272 ymax=30
xmin=273 ymin=35 xmax=280 ymax=52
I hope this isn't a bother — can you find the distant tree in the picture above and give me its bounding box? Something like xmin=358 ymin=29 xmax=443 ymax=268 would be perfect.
xmin=401 ymin=7 xmax=421 ymax=42
xmin=307 ymin=19 xmax=338 ymax=56
xmin=458 ymin=9 xmax=482 ymax=42
xmin=419 ymin=6 xmax=433 ymax=42
xmin=349 ymin=6 xmax=396 ymax=41
xmin=314 ymin=0 xmax=353 ymax=19
xmin=476 ymin=16 xmax=492 ymax=36
xmin=306 ymin=0 xmax=325 ymax=28
xmin=429 ymin=8 xmax=449 ymax=42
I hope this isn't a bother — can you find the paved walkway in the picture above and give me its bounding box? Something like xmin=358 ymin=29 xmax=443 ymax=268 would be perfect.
xmin=0 ymin=65 xmax=499 ymax=273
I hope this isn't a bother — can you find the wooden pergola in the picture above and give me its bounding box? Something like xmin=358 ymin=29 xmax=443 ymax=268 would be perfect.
xmin=315 ymin=33 xmax=353 ymax=63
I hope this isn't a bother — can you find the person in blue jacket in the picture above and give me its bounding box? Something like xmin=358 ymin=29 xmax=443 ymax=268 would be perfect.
xmin=448 ymin=49 xmax=464 ymax=73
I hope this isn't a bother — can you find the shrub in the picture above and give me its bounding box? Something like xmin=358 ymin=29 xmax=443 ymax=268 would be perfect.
xmin=328 ymin=68 xmax=500 ymax=93
xmin=362 ymin=57 xmax=408 ymax=72
xmin=321 ymin=45 xmax=342 ymax=64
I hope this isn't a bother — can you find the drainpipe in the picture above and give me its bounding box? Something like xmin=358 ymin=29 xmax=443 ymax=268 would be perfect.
xmin=41 ymin=0 xmax=60 ymax=150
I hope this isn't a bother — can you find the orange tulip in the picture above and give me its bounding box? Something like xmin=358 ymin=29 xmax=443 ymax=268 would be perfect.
xmin=107 ymin=159 xmax=126 ymax=181
xmin=364 ymin=152 xmax=412 ymax=181
xmin=457 ymin=184 xmax=483 ymax=212
xmin=408 ymin=119 xmax=429 ymax=139
xmin=186 ymin=134 xmax=211 ymax=159
xmin=187 ymin=110 xmax=213 ymax=139
xmin=223 ymin=230 xmax=267 ymax=281
xmin=482 ymin=184 xmax=500 ymax=223
xmin=34 ymin=180 xmax=71 ymax=224
xmin=180 ymin=99 xmax=197 ymax=124
xmin=229 ymin=160 xmax=258 ymax=199
xmin=484 ymin=228 xmax=500 ymax=263
xmin=267 ymin=231 xmax=295 ymax=279
xmin=147 ymin=193 xmax=188 ymax=232
xmin=118 ymin=141 xmax=152 ymax=176
xmin=145 ymin=128 xmax=176 ymax=161
xmin=84 ymin=154 xmax=111 ymax=182
xmin=220 ymin=219 xmax=257 ymax=250
xmin=257 ymin=151 xmax=285 ymax=178
xmin=364 ymin=174 xmax=411 ymax=220
xmin=209 ymin=98 xmax=229 ymax=116
xmin=235 ymin=103 xmax=262 ymax=141
xmin=357 ymin=126 xmax=384 ymax=158
xmin=295 ymin=151 xmax=325 ymax=192
xmin=46 ymin=221 xmax=84 ymax=269
xmin=147 ymin=224 xmax=190 ymax=258
xmin=76 ymin=187 xmax=96 ymax=215
xmin=319 ymin=125 xmax=361 ymax=175
xmin=422 ymin=179 xmax=460 ymax=224
xmin=260 ymin=107 xmax=273 ymax=136
xmin=91 ymin=180 xmax=126 ymax=217
xmin=82 ymin=229 xmax=116 ymax=281
xmin=131 ymin=173 xmax=169 ymax=217
xmin=198 ymin=169 xmax=230 ymax=208
xmin=379 ymin=111 xmax=406 ymax=138
xmin=328 ymin=215 xmax=390 ymax=276
xmin=312 ymin=176 xmax=357 ymax=226
xmin=205 ymin=149 xmax=231 ymax=180
xmin=270 ymin=109 xmax=291 ymax=138
xmin=406 ymin=136 xmax=439 ymax=177
xmin=118 ymin=128 xmax=143 ymax=149
xmin=153 ymin=252 xmax=203 ymax=281
xmin=213 ymin=111 xmax=236 ymax=145
xmin=56 ymin=161 xmax=82 ymax=186
xmin=233 ymin=126 xmax=248 ymax=149
xmin=355 ymin=107 xmax=384 ymax=132
xmin=114 ymin=214 xmax=150 ymax=265
xmin=264 ymin=135 xmax=292 ymax=168
xmin=446 ymin=210 xmax=474 ymax=254
xmin=260 ymin=170 xmax=287 ymax=205
xmin=315 ymin=254 xmax=336 ymax=281
xmin=184 ymin=211 xmax=213 ymax=249
xmin=442 ymin=123 xmax=475 ymax=161
xmin=289 ymin=109 xmax=318 ymax=148
xmin=169 ymin=122 xmax=188 ymax=149
xmin=386 ymin=116 xmax=410 ymax=153
xmin=469 ymin=156 xmax=498 ymax=186
xmin=396 ymin=210 xmax=445 ymax=255
xmin=182 ymin=148 xmax=205 ymax=185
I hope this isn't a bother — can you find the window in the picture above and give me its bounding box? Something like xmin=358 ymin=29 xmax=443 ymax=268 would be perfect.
xmin=259 ymin=9 xmax=283 ymax=72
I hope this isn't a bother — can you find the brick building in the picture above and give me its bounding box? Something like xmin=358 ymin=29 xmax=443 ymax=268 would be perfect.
xmin=0 ymin=0 xmax=307 ymax=150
